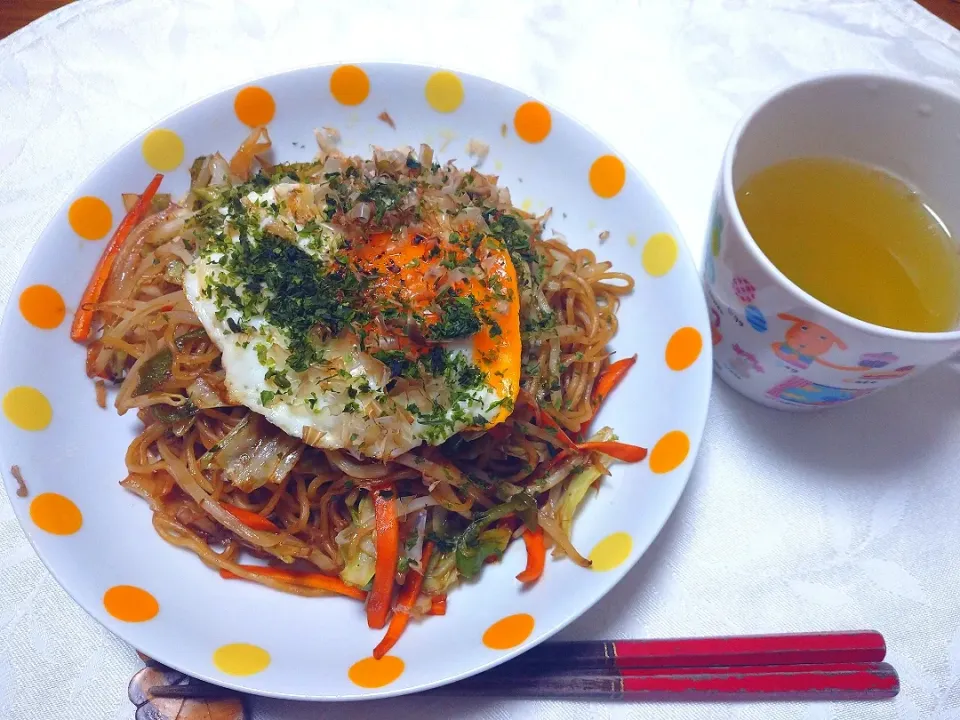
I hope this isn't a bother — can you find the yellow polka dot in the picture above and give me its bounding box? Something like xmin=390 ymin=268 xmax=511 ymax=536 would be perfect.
xmin=627 ymin=233 xmax=638 ymax=247
xmin=68 ymin=197 xmax=112 ymax=241
xmin=665 ymin=327 xmax=703 ymax=371
xmin=642 ymin=232 xmax=678 ymax=277
xmin=348 ymin=655 xmax=405 ymax=689
xmin=234 ymin=86 xmax=275 ymax=127
xmin=330 ymin=65 xmax=370 ymax=106
xmin=103 ymin=585 xmax=159 ymax=622
xmin=30 ymin=493 xmax=82 ymax=535
xmin=589 ymin=532 xmax=633 ymax=572
xmin=649 ymin=431 xmax=690 ymax=474
xmin=19 ymin=285 xmax=65 ymax=329
xmin=4 ymin=386 xmax=52 ymax=431
xmin=425 ymin=71 xmax=464 ymax=113
xmin=213 ymin=643 xmax=271 ymax=676
xmin=141 ymin=129 xmax=184 ymax=171
xmin=482 ymin=613 xmax=535 ymax=650
xmin=514 ymin=101 xmax=551 ymax=143
xmin=589 ymin=155 xmax=626 ymax=198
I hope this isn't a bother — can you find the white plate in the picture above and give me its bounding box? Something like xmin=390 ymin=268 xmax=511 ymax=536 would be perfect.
xmin=0 ymin=63 xmax=711 ymax=700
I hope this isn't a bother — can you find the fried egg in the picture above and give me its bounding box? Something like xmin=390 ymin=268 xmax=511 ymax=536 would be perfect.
xmin=183 ymin=182 xmax=521 ymax=459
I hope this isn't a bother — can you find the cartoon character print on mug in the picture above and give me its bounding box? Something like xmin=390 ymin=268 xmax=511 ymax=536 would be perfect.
xmin=765 ymin=315 xmax=917 ymax=406
xmin=703 ymin=188 xmax=922 ymax=411
xmin=771 ymin=314 xmax=856 ymax=373
xmin=702 ymin=211 xmax=771 ymax=385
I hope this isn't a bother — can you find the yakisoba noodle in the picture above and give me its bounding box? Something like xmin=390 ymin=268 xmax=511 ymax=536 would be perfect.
xmin=77 ymin=126 xmax=645 ymax=655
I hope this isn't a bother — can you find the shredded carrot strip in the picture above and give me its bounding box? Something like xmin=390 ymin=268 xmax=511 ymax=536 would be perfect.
xmin=221 ymin=503 xmax=280 ymax=532
xmin=516 ymin=527 xmax=546 ymax=583
xmin=219 ymin=565 xmax=365 ymax=601
xmin=519 ymin=389 xmax=577 ymax=448
xmin=577 ymin=440 xmax=648 ymax=463
xmin=367 ymin=489 xmax=399 ymax=630
xmin=428 ymin=595 xmax=447 ymax=616
xmin=579 ymin=354 xmax=637 ymax=435
xmin=593 ymin=354 xmax=638 ymax=404
xmin=373 ymin=543 xmax=434 ymax=659
xmin=529 ymin=397 xmax=577 ymax=450
xmin=70 ymin=173 xmax=163 ymax=342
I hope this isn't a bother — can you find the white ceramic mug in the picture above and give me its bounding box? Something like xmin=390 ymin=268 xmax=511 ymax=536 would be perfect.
xmin=705 ymin=72 xmax=960 ymax=410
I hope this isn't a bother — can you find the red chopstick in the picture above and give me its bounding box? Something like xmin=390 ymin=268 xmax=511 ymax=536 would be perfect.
xmin=506 ymin=631 xmax=886 ymax=670
xmin=441 ymin=631 xmax=898 ymax=701
xmin=446 ymin=661 xmax=899 ymax=701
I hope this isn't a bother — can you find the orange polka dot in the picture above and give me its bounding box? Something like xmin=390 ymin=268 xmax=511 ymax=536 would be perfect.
xmin=482 ymin=613 xmax=535 ymax=650
xmin=141 ymin=128 xmax=184 ymax=171
xmin=103 ymin=585 xmax=159 ymax=622
xmin=234 ymin=86 xmax=275 ymax=127
xmin=30 ymin=493 xmax=82 ymax=535
xmin=665 ymin=327 xmax=703 ymax=371
xmin=19 ymin=285 xmax=65 ymax=329
xmin=213 ymin=643 xmax=271 ymax=676
xmin=348 ymin=655 xmax=405 ymax=689
xmin=649 ymin=431 xmax=690 ymax=474
xmin=589 ymin=155 xmax=626 ymax=198
xmin=68 ymin=197 xmax=112 ymax=240
xmin=514 ymin=101 xmax=551 ymax=143
xmin=330 ymin=65 xmax=370 ymax=106
xmin=3 ymin=386 xmax=52 ymax=431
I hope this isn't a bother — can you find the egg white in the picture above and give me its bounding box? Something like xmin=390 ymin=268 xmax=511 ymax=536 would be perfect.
xmin=183 ymin=185 xmax=507 ymax=459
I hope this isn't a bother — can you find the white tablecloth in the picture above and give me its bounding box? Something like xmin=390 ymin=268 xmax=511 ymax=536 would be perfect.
xmin=2 ymin=0 xmax=960 ymax=717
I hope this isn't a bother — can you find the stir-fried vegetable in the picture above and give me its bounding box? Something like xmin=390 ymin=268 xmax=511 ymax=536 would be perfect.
xmin=133 ymin=348 xmax=173 ymax=396
xmin=458 ymin=527 xmax=511 ymax=578
xmin=556 ymin=464 xmax=605 ymax=543
xmin=174 ymin=328 xmax=208 ymax=350
xmin=526 ymin=450 xmax=577 ymax=493
xmin=229 ymin=126 xmax=271 ymax=181
xmin=151 ymin=402 xmax=197 ymax=424
xmin=338 ymin=494 xmax=376 ymax=587
xmin=373 ymin=542 xmax=434 ymax=659
xmin=367 ymin=489 xmax=399 ymax=629
xmin=516 ymin=527 xmax=546 ymax=583
xmin=219 ymin=565 xmax=366 ymax=600
xmin=423 ymin=550 xmax=459 ymax=595
xmin=579 ymin=354 xmax=638 ymax=435
xmin=523 ymin=391 xmax=577 ymax=450
xmin=577 ymin=441 xmax=647 ymax=463
xmin=186 ymin=376 xmax=227 ymax=409
xmin=402 ymin=510 xmax=428 ymax=578
xmin=199 ymin=415 xmax=304 ymax=492
xmin=455 ymin=494 xmax=535 ymax=578
xmin=221 ymin=503 xmax=280 ymax=532
xmin=593 ymin=355 xmax=638 ymax=403
xmin=429 ymin=595 xmax=447 ymax=616
xmin=122 ymin=192 xmax=171 ymax=213
xmin=71 ymin=173 xmax=164 ymax=342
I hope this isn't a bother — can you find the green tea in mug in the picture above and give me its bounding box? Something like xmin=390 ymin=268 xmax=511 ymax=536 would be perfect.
xmin=736 ymin=156 xmax=960 ymax=332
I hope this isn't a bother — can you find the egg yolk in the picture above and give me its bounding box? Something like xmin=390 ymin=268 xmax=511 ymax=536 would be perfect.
xmin=351 ymin=229 xmax=521 ymax=426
